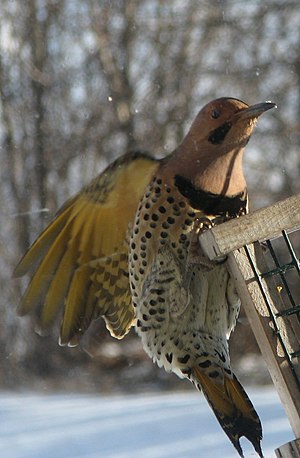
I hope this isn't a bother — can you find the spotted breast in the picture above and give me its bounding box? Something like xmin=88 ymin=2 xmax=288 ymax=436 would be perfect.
xmin=128 ymin=171 xmax=239 ymax=382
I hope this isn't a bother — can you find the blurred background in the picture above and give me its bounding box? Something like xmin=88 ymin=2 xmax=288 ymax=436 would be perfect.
xmin=0 ymin=0 xmax=299 ymax=395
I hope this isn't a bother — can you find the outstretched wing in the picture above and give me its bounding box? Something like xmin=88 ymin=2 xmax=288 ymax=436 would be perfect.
xmin=14 ymin=152 xmax=159 ymax=345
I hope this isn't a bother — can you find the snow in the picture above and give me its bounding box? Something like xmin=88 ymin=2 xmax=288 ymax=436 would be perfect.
xmin=0 ymin=387 xmax=293 ymax=458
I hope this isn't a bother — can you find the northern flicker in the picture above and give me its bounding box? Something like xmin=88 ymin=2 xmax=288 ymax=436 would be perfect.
xmin=15 ymin=97 xmax=276 ymax=457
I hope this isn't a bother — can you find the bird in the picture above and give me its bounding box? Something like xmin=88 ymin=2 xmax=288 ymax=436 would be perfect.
xmin=14 ymin=97 xmax=276 ymax=457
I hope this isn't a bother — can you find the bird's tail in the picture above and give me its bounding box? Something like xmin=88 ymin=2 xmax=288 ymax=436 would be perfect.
xmin=193 ymin=367 xmax=263 ymax=458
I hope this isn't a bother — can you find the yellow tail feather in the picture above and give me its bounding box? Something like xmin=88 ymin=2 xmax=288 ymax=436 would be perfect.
xmin=194 ymin=367 xmax=263 ymax=458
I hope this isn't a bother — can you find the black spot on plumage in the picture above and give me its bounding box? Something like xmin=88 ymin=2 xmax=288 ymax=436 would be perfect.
xmin=198 ymin=359 xmax=212 ymax=368
xmin=181 ymin=368 xmax=192 ymax=376
xmin=159 ymin=206 xmax=166 ymax=214
xmin=208 ymin=370 xmax=220 ymax=379
xmin=166 ymin=353 xmax=173 ymax=363
xmin=178 ymin=354 xmax=191 ymax=364
xmin=156 ymin=316 xmax=164 ymax=323
xmin=152 ymin=213 xmax=159 ymax=221
xmin=215 ymin=350 xmax=226 ymax=363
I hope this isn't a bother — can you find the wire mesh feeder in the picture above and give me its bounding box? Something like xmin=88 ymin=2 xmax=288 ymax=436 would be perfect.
xmin=199 ymin=193 xmax=300 ymax=458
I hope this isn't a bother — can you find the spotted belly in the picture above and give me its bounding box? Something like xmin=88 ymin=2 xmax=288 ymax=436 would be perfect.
xmin=135 ymin=250 xmax=234 ymax=380
xmin=128 ymin=176 xmax=238 ymax=381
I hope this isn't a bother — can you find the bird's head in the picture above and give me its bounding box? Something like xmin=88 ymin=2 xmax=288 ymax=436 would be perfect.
xmin=166 ymin=97 xmax=276 ymax=197
xmin=188 ymin=97 xmax=276 ymax=150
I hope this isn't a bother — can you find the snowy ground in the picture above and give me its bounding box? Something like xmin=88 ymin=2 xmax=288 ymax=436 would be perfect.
xmin=0 ymin=387 xmax=293 ymax=458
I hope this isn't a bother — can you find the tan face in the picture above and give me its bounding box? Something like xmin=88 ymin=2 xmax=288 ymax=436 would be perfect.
xmin=190 ymin=97 xmax=257 ymax=149
xmin=171 ymin=97 xmax=275 ymax=195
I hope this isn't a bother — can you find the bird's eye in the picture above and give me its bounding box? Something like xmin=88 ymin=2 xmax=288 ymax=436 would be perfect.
xmin=211 ymin=109 xmax=220 ymax=119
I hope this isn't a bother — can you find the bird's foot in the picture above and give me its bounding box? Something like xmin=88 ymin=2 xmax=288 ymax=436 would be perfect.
xmin=187 ymin=216 xmax=227 ymax=269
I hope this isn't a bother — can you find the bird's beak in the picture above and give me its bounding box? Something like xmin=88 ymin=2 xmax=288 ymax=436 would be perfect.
xmin=236 ymin=101 xmax=277 ymax=120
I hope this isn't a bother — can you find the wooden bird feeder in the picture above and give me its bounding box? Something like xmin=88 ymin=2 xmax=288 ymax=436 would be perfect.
xmin=198 ymin=193 xmax=300 ymax=458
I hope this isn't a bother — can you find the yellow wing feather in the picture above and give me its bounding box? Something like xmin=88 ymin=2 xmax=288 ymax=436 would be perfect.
xmin=15 ymin=152 xmax=159 ymax=344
